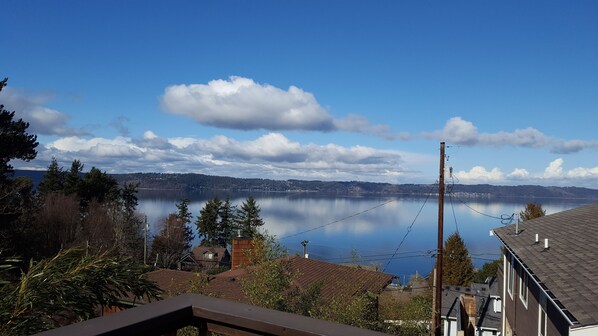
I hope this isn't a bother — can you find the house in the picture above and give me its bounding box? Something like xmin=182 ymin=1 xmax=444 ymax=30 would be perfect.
xmin=492 ymin=203 xmax=598 ymax=336
xmin=441 ymin=278 xmax=502 ymax=336
xmin=179 ymin=246 xmax=231 ymax=271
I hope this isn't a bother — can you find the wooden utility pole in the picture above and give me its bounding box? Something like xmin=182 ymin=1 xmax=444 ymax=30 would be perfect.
xmin=433 ymin=142 xmax=445 ymax=336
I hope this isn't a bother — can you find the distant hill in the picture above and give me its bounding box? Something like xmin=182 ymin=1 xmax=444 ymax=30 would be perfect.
xmin=110 ymin=172 xmax=598 ymax=199
xmin=15 ymin=170 xmax=598 ymax=199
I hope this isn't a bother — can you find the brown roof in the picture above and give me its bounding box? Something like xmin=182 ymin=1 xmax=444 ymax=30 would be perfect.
xmin=493 ymin=203 xmax=598 ymax=328
xmin=204 ymin=256 xmax=393 ymax=303
xmin=146 ymin=269 xmax=201 ymax=298
xmin=287 ymin=256 xmax=393 ymax=301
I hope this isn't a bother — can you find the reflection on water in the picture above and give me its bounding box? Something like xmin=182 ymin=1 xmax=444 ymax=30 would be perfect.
xmin=137 ymin=190 xmax=592 ymax=278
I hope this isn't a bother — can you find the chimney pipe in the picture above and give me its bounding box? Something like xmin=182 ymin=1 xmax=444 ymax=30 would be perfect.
xmin=515 ymin=219 xmax=520 ymax=235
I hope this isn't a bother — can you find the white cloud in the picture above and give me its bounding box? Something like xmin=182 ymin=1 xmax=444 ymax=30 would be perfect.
xmin=543 ymin=158 xmax=564 ymax=178
xmin=36 ymin=132 xmax=407 ymax=182
xmin=160 ymin=76 xmax=394 ymax=138
xmin=160 ymin=76 xmax=335 ymax=131
xmin=454 ymin=166 xmax=505 ymax=183
xmin=507 ymin=168 xmax=529 ymax=179
xmin=424 ymin=117 xmax=598 ymax=155
xmin=567 ymin=167 xmax=598 ymax=178
xmin=424 ymin=117 xmax=549 ymax=148
xmin=0 ymin=88 xmax=86 ymax=136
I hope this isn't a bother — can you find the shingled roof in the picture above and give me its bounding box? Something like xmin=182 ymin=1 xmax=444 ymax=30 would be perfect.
xmin=152 ymin=256 xmax=393 ymax=304
xmin=493 ymin=203 xmax=598 ymax=328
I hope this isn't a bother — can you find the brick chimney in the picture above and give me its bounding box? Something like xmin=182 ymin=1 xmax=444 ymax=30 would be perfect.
xmin=231 ymin=238 xmax=254 ymax=270
xmin=459 ymin=295 xmax=477 ymax=336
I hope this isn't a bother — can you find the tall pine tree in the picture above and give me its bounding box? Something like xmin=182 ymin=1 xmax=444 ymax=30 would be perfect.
xmin=236 ymin=196 xmax=264 ymax=238
xmin=442 ymin=232 xmax=474 ymax=286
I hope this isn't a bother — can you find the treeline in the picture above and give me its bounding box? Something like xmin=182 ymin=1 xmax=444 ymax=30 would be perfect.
xmin=108 ymin=172 xmax=598 ymax=198
xmin=4 ymin=157 xmax=146 ymax=262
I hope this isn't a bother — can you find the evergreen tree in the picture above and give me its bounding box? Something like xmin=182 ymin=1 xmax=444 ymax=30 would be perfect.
xmin=236 ymin=196 xmax=264 ymax=237
xmin=113 ymin=182 xmax=144 ymax=261
xmin=196 ymin=197 xmax=222 ymax=246
xmin=63 ymin=159 xmax=83 ymax=195
xmin=442 ymin=232 xmax=474 ymax=286
xmin=0 ymin=77 xmax=38 ymax=256
xmin=519 ymin=203 xmax=546 ymax=221
xmin=175 ymin=198 xmax=194 ymax=250
xmin=217 ymin=197 xmax=235 ymax=246
xmin=0 ymin=78 xmax=38 ymax=182
xmin=37 ymin=157 xmax=65 ymax=196
xmin=78 ymin=167 xmax=119 ymax=205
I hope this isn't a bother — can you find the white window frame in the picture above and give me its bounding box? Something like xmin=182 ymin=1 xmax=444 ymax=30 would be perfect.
xmin=519 ymin=269 xmax=528 ymax=308
xmin=538 ymin=304 xmax=547 ymax=336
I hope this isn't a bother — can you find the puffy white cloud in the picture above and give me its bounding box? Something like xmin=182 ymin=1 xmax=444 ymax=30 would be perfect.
xmin=453 ymin=166 xmax=505 ymax=183
xmin=543 ymin=158 xmax=564 ymax=178
xmin=0 ymin=88 xmax=86 ymax=136
xmin=507 ymin=168 xmax=529 ymax=179
xmin=160 ymin=76 xmax=394 ymax=138
xmin=424 ymin=117 xmax=549 ymax=148
xmin=567 ymin=167 xmax=598 ymax=178
xmin=160 ymin=76 xmax=335 ymax=131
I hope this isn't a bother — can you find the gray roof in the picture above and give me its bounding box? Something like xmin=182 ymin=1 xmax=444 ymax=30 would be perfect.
xmin=493 ymin=203 xmax=598 ymax=328
xmin=441 ymin=278 xmax=500 ymax=331
xmin=475 ymin=278 xmax=501 ymax=331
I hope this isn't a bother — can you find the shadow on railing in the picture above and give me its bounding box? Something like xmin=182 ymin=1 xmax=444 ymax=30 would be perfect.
xmin=35 ymin=293 xmax=391 ymax=336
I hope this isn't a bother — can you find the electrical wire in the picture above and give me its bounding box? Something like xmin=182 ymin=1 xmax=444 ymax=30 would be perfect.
xmin=448 ymin=192 xmax=459 ymax=234
xmin=382 ymin=183 xmax=437 ymax=272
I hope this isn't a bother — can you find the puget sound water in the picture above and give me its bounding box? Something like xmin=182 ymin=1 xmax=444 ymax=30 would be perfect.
xmin=137 ymin=190 xmax=593 ymax=280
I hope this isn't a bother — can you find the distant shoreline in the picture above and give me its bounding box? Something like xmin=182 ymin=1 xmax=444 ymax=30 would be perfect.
xmin=15 ymin=170 xmax=598 ymax=200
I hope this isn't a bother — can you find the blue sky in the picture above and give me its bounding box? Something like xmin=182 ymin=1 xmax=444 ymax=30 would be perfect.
xmin=2 ymin=1 xmax=598 ymax=187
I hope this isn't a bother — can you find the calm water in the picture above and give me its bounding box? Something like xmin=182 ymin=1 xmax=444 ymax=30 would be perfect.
xmin=137 ymin=190 xmax=592 ymax=279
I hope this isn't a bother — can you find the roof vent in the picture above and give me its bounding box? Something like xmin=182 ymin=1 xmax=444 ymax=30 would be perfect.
xmin=544 ymin=238 xmax=549 ymax=250
xmin=535 ymin=233 xmax=539 ymax=244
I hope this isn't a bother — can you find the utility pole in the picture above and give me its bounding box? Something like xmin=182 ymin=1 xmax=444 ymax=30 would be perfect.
xmin=301 ymin=240 xmax=309 ymax=258
xmin=433 ymin=142 xmax=445 ymax=336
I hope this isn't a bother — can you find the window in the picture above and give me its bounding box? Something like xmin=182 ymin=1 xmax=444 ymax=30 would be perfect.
xmin=519 ymin=269 xmax=528 ymax=307
xmin=539 ymin=305 xmax=547 ymax=336
xmin=507 ymin=256 xmax=515 ymax=298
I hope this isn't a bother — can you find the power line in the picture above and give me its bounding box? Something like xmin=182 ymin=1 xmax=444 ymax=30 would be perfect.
xmin=448 ymin=192 xmax=459 ymax=234
xmin=278 ymin=198 xmax=396 ymax=240
xmin=383 ymin=183 xmax=437 ymax=272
